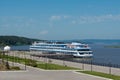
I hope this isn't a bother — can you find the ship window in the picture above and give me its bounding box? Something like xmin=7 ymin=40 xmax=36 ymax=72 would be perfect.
xmin=77 ymin=49 xmax=90 ymax=51
xmin=73 ymin=52 xmax=77 ymax=54
xmin=79 ymin=53 xmax=84 ymax=54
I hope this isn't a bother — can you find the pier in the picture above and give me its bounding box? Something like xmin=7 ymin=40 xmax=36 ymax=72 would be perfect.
xmin=30 ymin=53 xmax=74 ymax=58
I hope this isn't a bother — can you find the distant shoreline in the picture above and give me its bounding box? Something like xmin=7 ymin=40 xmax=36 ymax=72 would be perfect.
xmin=104 ymin=45 xmax=120 ymax=48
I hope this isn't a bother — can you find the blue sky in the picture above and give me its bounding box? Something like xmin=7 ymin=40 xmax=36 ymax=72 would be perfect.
xmin=0 ymin=0 xmax=120 ymax=40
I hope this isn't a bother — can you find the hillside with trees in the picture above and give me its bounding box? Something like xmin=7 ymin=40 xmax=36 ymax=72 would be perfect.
xmin=0 ymin=36 xmax=43 ymax=46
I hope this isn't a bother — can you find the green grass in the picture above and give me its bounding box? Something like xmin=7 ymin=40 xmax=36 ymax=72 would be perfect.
xmin=0 ymin=64 xmax=21 ymax=71
xmin=0 ymin=64 xmax=7 ymax=70
xmin=37 ymin=63 xmax=79 ymax=70
xmin=78 ymin=71 xmax=120 ymax=80
xmin=10 ymin=66 xmax=21 ymax=70
xmin=0 ymin=54 xmax=79 ymax=70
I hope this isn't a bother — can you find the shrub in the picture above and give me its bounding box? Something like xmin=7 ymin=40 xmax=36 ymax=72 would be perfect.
xmin=0 ymin=64 xmax=6 ymax=70
xmin=26 ymin=59 xmax=37 ymax=67
xmin=11 ymin=66 xmax=20 ymax=70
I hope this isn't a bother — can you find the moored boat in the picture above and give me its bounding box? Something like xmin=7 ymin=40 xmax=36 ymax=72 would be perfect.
xmin=30 ymin=41 xmax=93 ymax=57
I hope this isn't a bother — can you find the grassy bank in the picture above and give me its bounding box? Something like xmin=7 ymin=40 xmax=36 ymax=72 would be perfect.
xmin=78 ymin=71 xmax=120 ymax=80
xmin=0 ymin=63 xmax=20 ymax=71
xmin=0 ymin=54 xmax=79 ymax=70
xmin=37 ymin=62 xmax=78 ymax=70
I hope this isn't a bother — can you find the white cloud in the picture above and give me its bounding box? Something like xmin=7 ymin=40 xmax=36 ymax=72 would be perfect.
xmin=39 ymin=30 xmax=48 ymax=35
xmin=49 ymin=15 xmax=71 ymax=26
xmin=49 ymin=14 xmax=120 ymax=26
xmin=63 ymin=15 xmax=71 ymax=19
xmin=0 ymin=16 xmax=37 ymax=28
xmin=71 ymin=20 xmax=76 ymax=24
xmin=49 ymin=15 xmax=62 ymax=27
xmin=50 ymin=15 xmax=71 ymax=21
xmin=1 ymin=24 xmax=10 ymax=27
xmin=50 ymin=16 xmax=61 ymax=21
xmin=78 ymin=14 xmax=120 ymax=24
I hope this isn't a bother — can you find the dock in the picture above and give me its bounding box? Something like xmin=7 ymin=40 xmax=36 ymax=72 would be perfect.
xmin=30 ymin=53 xmax=74 ymax=58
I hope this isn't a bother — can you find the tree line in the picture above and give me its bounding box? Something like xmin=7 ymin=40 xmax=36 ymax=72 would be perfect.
xmin=0 ymin=36 xmax=43 ymax=46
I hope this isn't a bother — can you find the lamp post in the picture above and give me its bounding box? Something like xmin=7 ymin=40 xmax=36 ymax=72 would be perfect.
xmin=108 ymin=60 xmax=111 ymax=74
xmin=4 ymin=46 xmax=11 ymax=69
xmin=0 ymin=51 xmax=4 ymax=63
xmin=1 ymin=51 xmax=5 ymax=63
xmin=91 ymin=59 xmax=93 ymax=71
xmin=82 ymin=57 xmax=84 ymax=70
xmin=24 ymin=52 xmax=26 ymax=70
xmin=12 ymin=51 xmax=15 ymax=66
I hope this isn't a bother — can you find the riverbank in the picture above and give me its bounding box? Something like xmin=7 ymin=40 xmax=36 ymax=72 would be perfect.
xmin=5 ymin=51 xmax=120 ymax=76
xmin=0 ymin=60 xmax=20 ymax=71
xmin=0 ymin=62 xmax=109 ymax=80
xmin=0 ymin=54 xmax=79 ymax=70
xmin=7 ymin=44 xmax=120 ymax=64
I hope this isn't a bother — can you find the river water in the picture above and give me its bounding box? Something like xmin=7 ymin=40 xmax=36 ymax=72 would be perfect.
xmin=10 ymin=44 xmax=120 ymax=65
xmin=90 ymin=44 xmax=120 ymax=64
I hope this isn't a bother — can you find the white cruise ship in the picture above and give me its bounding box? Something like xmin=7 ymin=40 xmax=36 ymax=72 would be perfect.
xmin=30 ymin=42 xmax=93 ymax=57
